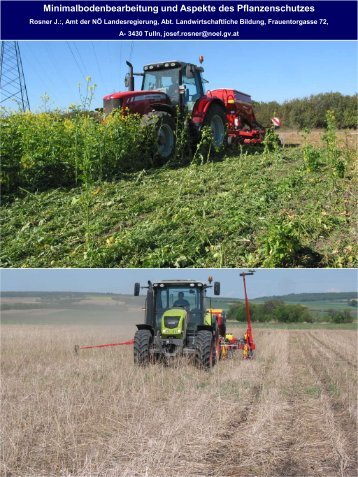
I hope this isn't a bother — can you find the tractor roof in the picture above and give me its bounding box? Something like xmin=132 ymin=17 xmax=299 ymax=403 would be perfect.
xmin=143 ymin=61 xmax=203 ymax=72
xmin=153 ymin=279 xmax=206 ymax=287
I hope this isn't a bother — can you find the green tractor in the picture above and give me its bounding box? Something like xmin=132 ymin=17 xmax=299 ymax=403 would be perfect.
xmin=133 ymin=278 xmax=223 ymax=368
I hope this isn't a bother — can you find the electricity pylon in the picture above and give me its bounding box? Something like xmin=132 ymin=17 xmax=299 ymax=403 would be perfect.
xmin=0 ymin=41 xmax=30 ymax=111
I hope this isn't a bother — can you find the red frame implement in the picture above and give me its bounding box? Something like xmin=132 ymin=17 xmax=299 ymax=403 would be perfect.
xmin=74 ymin=339 xmax=134 ymax=353
xmin=240 ymin=271 xmax=256 ymax=353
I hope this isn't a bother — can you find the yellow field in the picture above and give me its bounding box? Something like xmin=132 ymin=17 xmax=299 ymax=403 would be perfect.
xmin=279 ymin=128 xmax=358 ymax=149
xmin=1 ymin=325 xmax=357 ymax=477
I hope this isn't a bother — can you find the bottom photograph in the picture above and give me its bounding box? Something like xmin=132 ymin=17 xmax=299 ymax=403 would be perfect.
xmin=1 ymin=268 xmax=357 ymax=477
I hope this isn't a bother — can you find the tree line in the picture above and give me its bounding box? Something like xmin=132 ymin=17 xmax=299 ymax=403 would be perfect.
xmin=253 ymin=92 xmax=357 ymax=129
xmin=227 ymin=300 xmax=354 ymax=324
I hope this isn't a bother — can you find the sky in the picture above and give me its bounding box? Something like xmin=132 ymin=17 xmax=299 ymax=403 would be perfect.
xmin=7 ymin=40 xmax=357 ymax=111
xmin=1 ymin=269 xmax=357 ymax=299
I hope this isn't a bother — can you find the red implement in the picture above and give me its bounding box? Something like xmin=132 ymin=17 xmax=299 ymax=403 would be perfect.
xmin=240 ymin=271 xmax=256 ymax=354
xmin=75 ymin=339 xmax=134 ymax=352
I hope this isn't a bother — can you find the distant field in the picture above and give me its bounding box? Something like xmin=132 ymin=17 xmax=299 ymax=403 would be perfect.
xmin=2 ymin=292 xmax=356 ymax=325
xmin=1 ymin=295 xmax=144 ymax=327
xmin=2 ymin=324 xmax=357 ymax=476
xmin=279 ymin=128 xmax=358 ymax=149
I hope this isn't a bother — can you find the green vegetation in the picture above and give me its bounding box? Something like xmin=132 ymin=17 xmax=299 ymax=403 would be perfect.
xmin=253 ymin=292 xmax=358 ymax=321
xmin=1 ymin=146 xmax=356 ymax=268
xmin=1 ymin=110 xmax=159 ymax=197
xmin=228 ymin=300 xmax=314 ymax=323
xmin=232 ymin=322 xmax=358 ymax=330
xmin=227 ymin=299 xmax=355 ymax=325
xmin=1 ymin=107 xmax=356 ymax=268
xmin=254 ymin=92 xmax=357 ymax=129
xmin=327 ymin=309 xmax=354 ymax=324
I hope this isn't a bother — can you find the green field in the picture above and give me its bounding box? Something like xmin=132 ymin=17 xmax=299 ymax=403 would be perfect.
xmin=253 ymin=292 xmax=357 ymax=319
xmin=1 ymin=145 xmax=356 ymax=268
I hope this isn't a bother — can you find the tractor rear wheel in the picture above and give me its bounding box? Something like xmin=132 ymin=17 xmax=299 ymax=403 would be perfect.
xmin=203 ymin=104 xmax=227 ymax=148
xmin=196 ymin=330 xmax=215 ymax=369
xmin=134 ymin=329 xmax=152 ymax=366
xmin=144 ymin=111 xmax=176 ymax=161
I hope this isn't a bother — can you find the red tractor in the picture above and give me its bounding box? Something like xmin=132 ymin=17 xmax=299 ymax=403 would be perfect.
xmin=103 ymin=59 xmax=265 ymax=159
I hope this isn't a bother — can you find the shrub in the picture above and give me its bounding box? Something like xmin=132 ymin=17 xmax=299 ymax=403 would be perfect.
xmin=0 ymin=110 xmax=157 ymax=196
xmin=327 ymin=309 xmax=354 ymax=323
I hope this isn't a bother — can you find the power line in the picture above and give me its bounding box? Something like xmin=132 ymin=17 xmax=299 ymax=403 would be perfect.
xmin=73 ymin=42 xmax=89 ymax=78
xmin=66 ymin=41 xmax=86 ymax=81
xmin=91 ymin=42 xmax=104 ymax=85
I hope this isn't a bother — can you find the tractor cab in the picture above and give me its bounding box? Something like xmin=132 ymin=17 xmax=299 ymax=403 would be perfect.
xmin=135 ymin=279 xmax=219 ymax=331
xmin=138 ymin=61 xmax=205 ymax=111
xmin=152 ymin=280 xmax=208 ymax=330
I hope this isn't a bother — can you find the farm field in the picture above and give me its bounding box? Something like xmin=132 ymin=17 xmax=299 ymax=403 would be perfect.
xmin=278 ymin=129 xmax=358 ymax=149
xmin=1 ymin=142 xmax=357 ymax=268
xmin=2 ymin=322 xmax=357 ymax=477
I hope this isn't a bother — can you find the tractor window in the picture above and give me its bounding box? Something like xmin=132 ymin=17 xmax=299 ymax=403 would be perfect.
xmin=156 ymin=287 xmax=201 ymax=310
xmin=154 ymin=286 xmax=204 ymax=331
xmin=181 ymin=67 xmax=203 ymax=111
xmin=142 ymin=68 xmax=180 ymax=104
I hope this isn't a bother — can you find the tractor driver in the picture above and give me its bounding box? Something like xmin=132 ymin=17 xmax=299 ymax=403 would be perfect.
xmin=173 ymin=292 xmax=190 ymax=309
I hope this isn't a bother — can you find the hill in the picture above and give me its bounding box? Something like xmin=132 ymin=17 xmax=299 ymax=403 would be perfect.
xmin=251 ymin=291 xmax=357 ymax=321
xmin=253 ymin=291 xmax=356 ymax=303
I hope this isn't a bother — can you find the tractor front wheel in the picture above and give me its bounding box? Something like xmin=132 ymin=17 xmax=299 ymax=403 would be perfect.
xmin=203 ymin=104 xmax=227 ymax=148
xmin=196 ymin=330 xmax=215 ymax=369
xmin=134 ymin=329 xmax=152 ymax=366
xmin=144 ymin=111 xmax=176 ymax=161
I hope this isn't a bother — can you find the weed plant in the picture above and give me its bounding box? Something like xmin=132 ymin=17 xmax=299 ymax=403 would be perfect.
xmin=1 ymin=109 xmax=356 ymax=267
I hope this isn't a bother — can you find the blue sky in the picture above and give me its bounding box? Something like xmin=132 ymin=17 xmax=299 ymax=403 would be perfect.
xmin=1 ymin=269 xmax=357 ymax=299
xmin=12 ymin=40 xmax=358 ymax=111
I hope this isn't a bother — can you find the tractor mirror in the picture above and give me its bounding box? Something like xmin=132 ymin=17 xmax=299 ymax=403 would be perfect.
xmin=185 ymin=64 xmax=194 ymax=78
xmin=134 ymin=282 xmax=140 ymax=296
xmin=124 ymin=73 xmax=130 ymax=88
xmin=214 ymin=282 xmax=221 ymax=295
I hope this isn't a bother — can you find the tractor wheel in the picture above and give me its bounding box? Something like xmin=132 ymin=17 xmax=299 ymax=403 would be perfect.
xmin=196 ymin=330 xmax=215 ymax=369
xmin=144 ymin=111 xmax=176 ymax=161
xmin=203 ymin=104 xmax=227 ymax=148
xmin=134 ymin=329 xmax=152 ymax=366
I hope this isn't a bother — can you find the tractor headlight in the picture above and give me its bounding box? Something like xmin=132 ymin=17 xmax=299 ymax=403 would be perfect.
xmin=103 ymin=98 xmax=122 ymax=115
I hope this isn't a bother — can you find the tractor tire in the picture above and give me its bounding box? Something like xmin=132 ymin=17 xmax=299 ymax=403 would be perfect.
xmin=143 ymin=111 xmax=176 ymax=161
xmin=203 ymin=104 xmax=227 ymax=148
xmin=196 ymin=330 xmax=215 ymax=369
xmin=134 ymin=329 xmax=152 ymax=366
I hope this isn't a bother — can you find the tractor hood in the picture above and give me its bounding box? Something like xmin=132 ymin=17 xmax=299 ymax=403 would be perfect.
xmin=103 ymin=90 xmax=170 ymax=114
xmin=161 ymin=308 xmax=188 ymax=338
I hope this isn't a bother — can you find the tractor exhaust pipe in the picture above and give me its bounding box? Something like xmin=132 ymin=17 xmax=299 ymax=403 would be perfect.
xmin=126 ymin=61 xmax=135 ymax=91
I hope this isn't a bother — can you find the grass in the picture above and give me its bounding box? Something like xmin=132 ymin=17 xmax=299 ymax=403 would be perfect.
xmin=1 ymin=143 xmax=356 ymax=268
xmin=2 ymin=325 xmax=357 ymax=476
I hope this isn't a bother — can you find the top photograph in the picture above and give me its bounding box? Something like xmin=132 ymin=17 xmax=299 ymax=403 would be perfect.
xmin=1 ymin=39 xmax=357 ymax=268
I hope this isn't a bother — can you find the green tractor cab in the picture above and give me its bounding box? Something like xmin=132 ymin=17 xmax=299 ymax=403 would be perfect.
xmin=133 ymin=279 xmax=221 ymax=368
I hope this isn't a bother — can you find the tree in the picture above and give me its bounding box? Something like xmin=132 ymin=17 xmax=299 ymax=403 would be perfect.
xmin=327 ymin=309 xmax=354 ymax=323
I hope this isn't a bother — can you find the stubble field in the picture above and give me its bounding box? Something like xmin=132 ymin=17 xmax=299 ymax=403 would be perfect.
xmin=1 ymin=323 xmax=357 ymax=477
